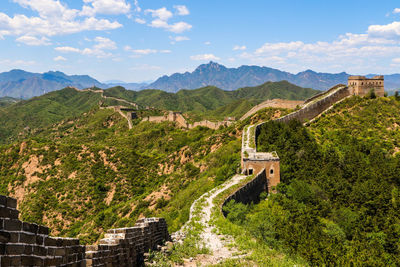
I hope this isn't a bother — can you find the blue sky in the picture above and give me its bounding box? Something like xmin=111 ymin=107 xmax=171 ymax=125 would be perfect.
xmin=1 ymin=0 xmax=400 ymax=82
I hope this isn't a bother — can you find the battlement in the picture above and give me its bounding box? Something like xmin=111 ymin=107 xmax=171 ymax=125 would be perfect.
xmin=348 ymin=75 xmax=384 ymax=97
xmin=0 ymin=195 xmax=170 ymax=266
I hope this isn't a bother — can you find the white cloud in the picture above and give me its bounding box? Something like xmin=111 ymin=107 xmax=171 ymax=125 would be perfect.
xmin=135 ymin=18 xmax=146 ymax=24
xmin=130 ymin=49 xmax=157 ymax=55
xmin=55 ymin=46 xmax=81 ymax=53
xmin=124 ymin=46 xmax=171 ymax=56
xmin=233 ymin=45 xmax=246 ymax=51
xmin=190 ymin=54 xmax=220 ymax=61
xmin=54 ymin=37 xmax=116 ymax=58
xmin=81 ymin=0 xmax=131 ymax=16
xmin=392 ymin=58 xmax=400 ymax=63
xmin=133 ymin=0 xmax=141 ymax=12
xmin=54 ymin=55 xmax=67 ymax=61
xmin=368 ymin=21 xmax=400 ymax=39
xmin=92 ymin=36 xmax=117 ymax=50
xmin=170 ymin=36 xmax=190 ymax=42
xmin=168 ymin=22 xmax=192 ymax=33
xmin=0 ymin=59 xmax=36 ymax=68
xmin=204 ymin=41 xmax=211 ymax=45
xmin=0 ymin=0 xmax=122 ymax=44
xmin=144 ymin=6 xmax=192 ymax=33
xmin=241 ymin=22 xmax=400 ymax=74
xmin=16 ymin=35 xmax=51 ymax=46
xmin=145 ymin=7 xmax=173 ymax=21
xmin=174 ymin=5 xmax=189 ymax=16
xmin=394 ymin=8 xmax=400 ymax=14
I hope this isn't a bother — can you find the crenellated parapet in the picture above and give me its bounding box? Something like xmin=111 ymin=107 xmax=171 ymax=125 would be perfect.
xmin=0 ymin=195 xmax=170 ymax=266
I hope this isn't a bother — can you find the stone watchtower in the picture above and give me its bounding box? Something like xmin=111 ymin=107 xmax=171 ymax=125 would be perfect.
xmin=348 ymin=75 xmax=384 ymax=97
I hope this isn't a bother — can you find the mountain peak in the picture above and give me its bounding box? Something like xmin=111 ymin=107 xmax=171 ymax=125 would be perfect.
xmin=195 ymin=61 xmax=227 ymax=72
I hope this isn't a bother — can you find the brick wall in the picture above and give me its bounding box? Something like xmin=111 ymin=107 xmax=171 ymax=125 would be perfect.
xmin=0 ymin=195 xmax=170 ymax=266
xmin=222 ymin=169 xmax=267 ymax=216
xmin=275 ymin=85 xmax=350 ymax=124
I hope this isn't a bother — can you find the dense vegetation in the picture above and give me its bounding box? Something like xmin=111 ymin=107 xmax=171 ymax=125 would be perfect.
xmin=0 ymin=104 xmax=252 ymax=244
xmin=225 ymin=96 xmax=400 ymax=265
xmin=0 ymin=81 xmax=317 ymax=144
xmin=0 ymin=88 xmax=102 ymax=144
xmin=103 ymin=81 xmax=319 ymax=118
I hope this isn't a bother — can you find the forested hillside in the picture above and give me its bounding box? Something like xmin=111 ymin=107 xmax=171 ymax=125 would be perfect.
xmin=0 ymin=81 xmax=318 ymax=144
xmin=224 ymin=96 xmax=400 ymax=265
xmin=104 ymin=80 xmax=318 ymax=116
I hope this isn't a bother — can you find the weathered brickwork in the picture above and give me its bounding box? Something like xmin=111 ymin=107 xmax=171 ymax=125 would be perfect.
xmin=222 ymin=169 xmax=267 ymax=216
xmin=0 ymin=195 xmax=170 ymax=266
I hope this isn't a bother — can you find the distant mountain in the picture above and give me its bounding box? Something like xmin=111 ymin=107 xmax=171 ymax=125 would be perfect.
xmin=146 ymin=62 xmax=400 ymax=92
xmin=105 ymin=82 xmax=149 ymax=91
xmin=0 ymin=69 xmax=105 ymax=99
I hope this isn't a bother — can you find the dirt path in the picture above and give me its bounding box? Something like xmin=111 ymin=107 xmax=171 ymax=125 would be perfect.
xmin=178 ymin=174 xmax=247 ymax=266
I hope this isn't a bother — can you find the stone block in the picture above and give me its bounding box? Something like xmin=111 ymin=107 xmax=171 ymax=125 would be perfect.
xmin=6 ymin=198 xmax=17 ymax=209
xmin=23 ymin=244 xmax=33 ymax=255
xmin=21 ymin=255 xmax=44 ymax=266
xmin=0 ymin=231 xmax=11 ymax=243
xmin=44 ymin=236 xmax=58 ymax=246
xmin=5 ymin=244 xmax=25 ymax=255
xmin=44 ymin=256 xmax=63 ymax=266
xmin=33 ymin=245 xmax=47 ymax=256
xmin=0 ymin=255 xmax=22 ymax=266
xmin=36 ymin=234 xmax=44 ymax=246
xmin=0 ymin=244 xmax=5 ymax=255
xmin=38 ymin=225 xmax=49 ymax=235
xmin=0 ymin=196 xmax=6 ymax=207
xmin=22 ymin=222 xmax=39 ymax=234
xmin=54 ymin=247 xmax=66 ymax=256
xmin=0 ymin=207 xmax=19 ymax=220
xmin=19 ymin=232 xmax=36 ymax=244
xmin=3 ymin=219 xmax=22 ymax=231
xmin=8 ymin=232 xmax=19 ymax=243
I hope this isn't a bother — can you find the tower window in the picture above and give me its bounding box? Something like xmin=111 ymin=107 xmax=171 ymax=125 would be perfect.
xmin=248 ymin=169 xmax=253 ymax=175
xmin=270 ymin=169 xmax=274 ymax=175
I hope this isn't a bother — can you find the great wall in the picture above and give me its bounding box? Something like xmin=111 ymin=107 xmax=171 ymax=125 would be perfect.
xmin=0 ymin=76 xmax=384 ymax=266
xmin=0 ymin=194 xmax=170 ymax=266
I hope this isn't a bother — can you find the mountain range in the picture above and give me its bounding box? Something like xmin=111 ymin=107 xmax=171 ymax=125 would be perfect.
xmin=1 ymin=62 xmax=400 ymax=99
xmin=146 ymin=62 xmax=400 ymax=92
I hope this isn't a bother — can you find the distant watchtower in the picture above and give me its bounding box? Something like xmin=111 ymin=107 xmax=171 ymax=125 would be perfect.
xmin=348 ymin=75 xmax=384 ymax=97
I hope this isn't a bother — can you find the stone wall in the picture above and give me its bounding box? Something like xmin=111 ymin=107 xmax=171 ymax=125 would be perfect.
xmin=275 ymin=85 xmax=350 ymax=124
xmin=143 ymin=111 xmax=233 ymax=130
xmin=222 ymin=169 xmax=267 ymax=216
xmin=0 ymin=195 xmax=170 ymax=266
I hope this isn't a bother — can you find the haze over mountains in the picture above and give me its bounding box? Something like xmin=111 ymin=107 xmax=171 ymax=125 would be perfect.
xmin=1 ymin=62 xmax=400 ymax=99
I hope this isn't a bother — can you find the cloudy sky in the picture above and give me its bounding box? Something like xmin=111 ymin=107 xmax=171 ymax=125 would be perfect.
xmin=1 ymin=0 xmax=400 ymax=82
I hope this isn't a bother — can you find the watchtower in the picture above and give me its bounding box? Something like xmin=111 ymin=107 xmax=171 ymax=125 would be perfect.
xmin=348 ymin=76 xmax=384 ymax=97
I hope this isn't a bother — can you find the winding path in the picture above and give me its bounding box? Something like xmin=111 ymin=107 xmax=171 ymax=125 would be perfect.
xmin=71 ymin=86 xmax=137 ymax=129
xmin=178 ymin=174 xmax=247 ymax=266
